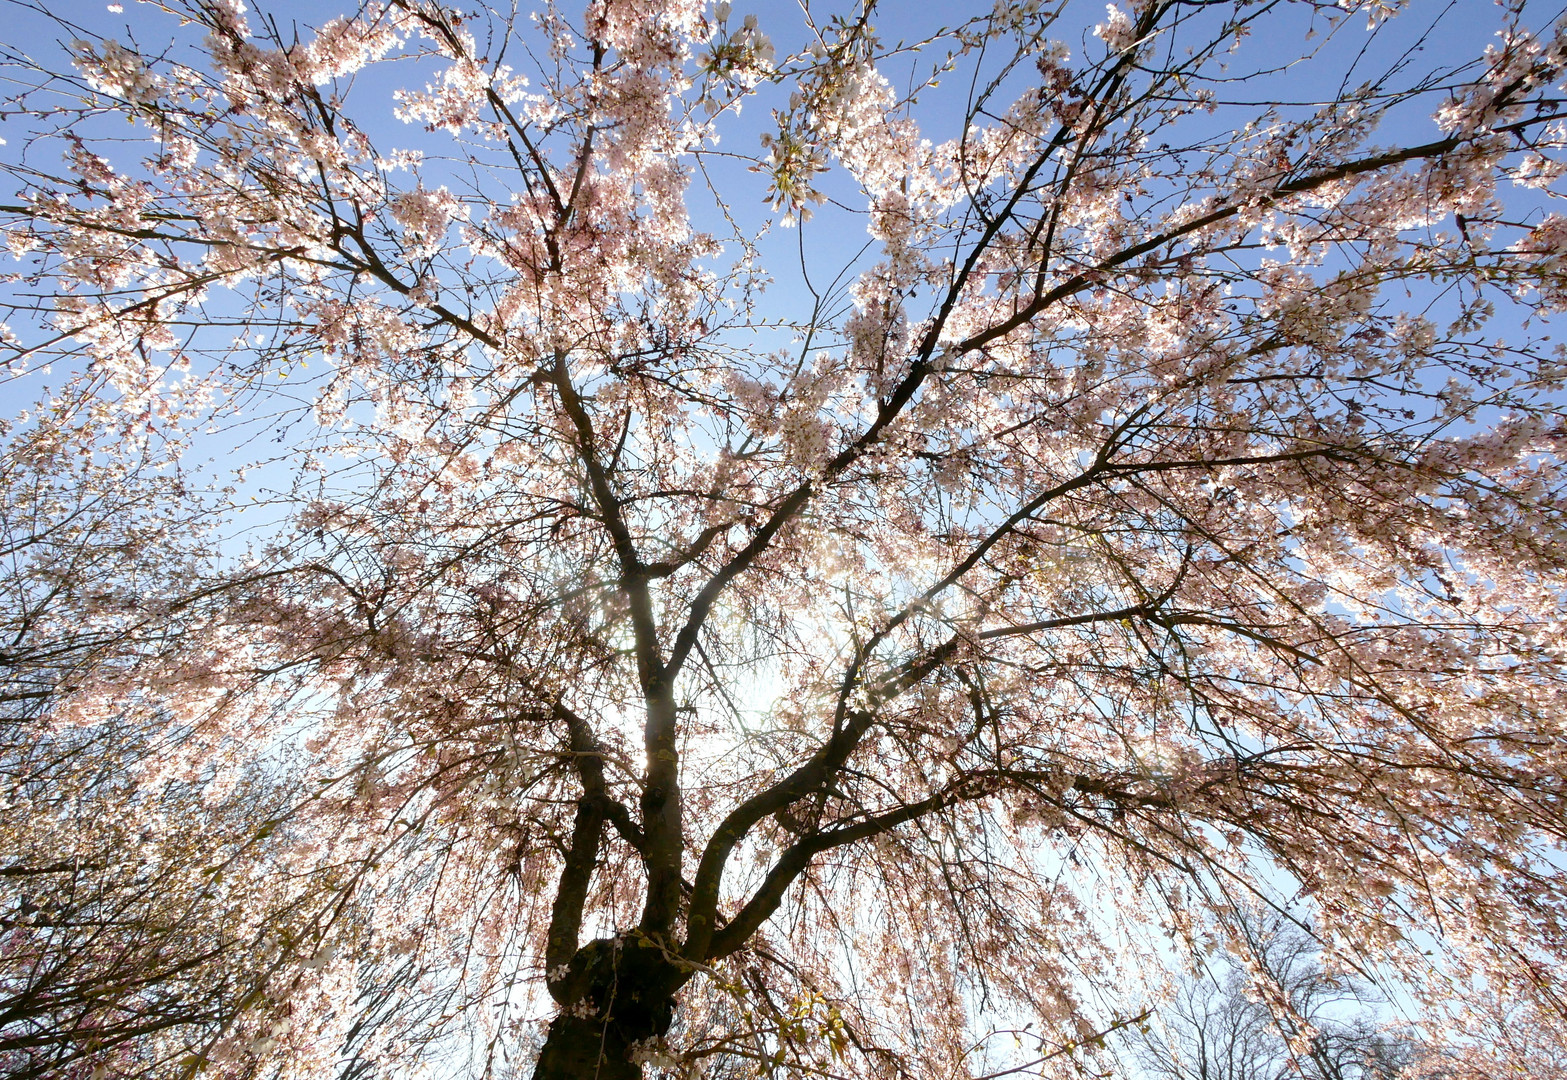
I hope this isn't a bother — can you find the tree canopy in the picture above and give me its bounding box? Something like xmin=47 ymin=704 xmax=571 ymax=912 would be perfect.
xmin=3 ymin=1 xmax=1567 ymax=1077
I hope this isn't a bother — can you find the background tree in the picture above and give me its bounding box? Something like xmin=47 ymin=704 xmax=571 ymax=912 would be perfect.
xmin=3 ymin=1 xmax=1567 ymax=1078
xmin=1121 ymin=908 xmax=1416 ymax=1080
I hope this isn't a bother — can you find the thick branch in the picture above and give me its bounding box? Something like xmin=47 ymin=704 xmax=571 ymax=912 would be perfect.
xmin=544 ymin=705 xmax=612 ymax=1003
xmin=703 ymin=764 xmax=1182 ymax=962
xmin=703 ymin=782 xmax=988 ymax=960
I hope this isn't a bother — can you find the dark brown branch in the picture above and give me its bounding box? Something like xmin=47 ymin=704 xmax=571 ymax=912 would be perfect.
xmin=543 ymin=705 xmax=611 ymax=1003
xmin=960 ymin=113 xmax=1567 ymax=356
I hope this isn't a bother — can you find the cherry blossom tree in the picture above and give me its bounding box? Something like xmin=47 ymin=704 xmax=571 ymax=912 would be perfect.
xmin=3 ymin=0 xmax=1567 ymax=1077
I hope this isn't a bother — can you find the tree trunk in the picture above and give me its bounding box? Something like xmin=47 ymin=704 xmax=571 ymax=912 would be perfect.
xmin=534 ymin=935 xmax=683 ymax=1080
xmin=534 ymin=1012 xmax=649 ymax=1080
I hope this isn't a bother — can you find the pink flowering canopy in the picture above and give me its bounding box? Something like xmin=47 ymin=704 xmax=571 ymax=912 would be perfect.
xmin=3 ymin=0 xmax=1567 ymax=1077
